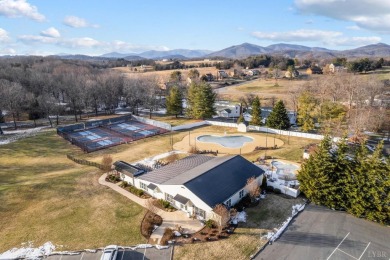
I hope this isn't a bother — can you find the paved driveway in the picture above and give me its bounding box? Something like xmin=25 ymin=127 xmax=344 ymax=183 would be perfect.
xmin=256 ymin=205 xmax=390 ymax=260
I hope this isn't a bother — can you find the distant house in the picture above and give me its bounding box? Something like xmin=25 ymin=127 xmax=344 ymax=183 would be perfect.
xmin=217 ymin=70 xmax=229 ymax=80
xmin=131 ymin=154 xmax=264 ymax=219
xmin=306 ymin=66 xmax=323 ymax=74
xmin=202 ymin=73 xmax=214 ymax=82
xmin=215 ymin=101 xmax=241 ymax=118
xmin=244 ymin=106 xmax=297 ymax=125
xmin=247 ymin=69 xmax=260 ymax=76
xmin=285 ymin=69 xmax=300 ymax=78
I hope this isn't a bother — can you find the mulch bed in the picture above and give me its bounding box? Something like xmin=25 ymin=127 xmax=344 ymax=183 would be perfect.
xmin=161 ymin=224 xmax=237 ymax=245
xmin=141 ymin=211 xmax=163 ymax=239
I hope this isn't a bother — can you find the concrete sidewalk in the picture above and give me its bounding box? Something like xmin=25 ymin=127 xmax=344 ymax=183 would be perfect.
xmin=99 ymin=174 xmax=203 ymax=244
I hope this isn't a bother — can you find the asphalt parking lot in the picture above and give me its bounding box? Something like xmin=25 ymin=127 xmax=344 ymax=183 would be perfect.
xmin=46 ymin=247 xmax=172 ymax=260
xmin=256 ymin=205 xmax=390 ymax=260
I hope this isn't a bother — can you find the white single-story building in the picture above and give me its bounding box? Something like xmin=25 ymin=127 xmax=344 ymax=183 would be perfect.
xmin=117 ymin=155 xmax=264 ymax=220
xmin=215 ymin=101 xmax=241 ymax=118
xmin=244 ymin=106 xmax=297 ymax=125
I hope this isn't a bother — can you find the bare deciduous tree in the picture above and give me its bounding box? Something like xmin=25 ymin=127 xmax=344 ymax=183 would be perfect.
xmin=213 ymin=204 xmax=230 ymax=235
xmin=101 ymin=154 xmax=113 ymax=172
xmin=245 ymin=176 xmax=260 ymax=203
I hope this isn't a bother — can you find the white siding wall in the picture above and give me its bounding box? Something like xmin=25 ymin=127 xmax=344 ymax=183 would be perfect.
xmin=160 ymin=184 xmax=213 ymax=218
xmin=134 ymin=174 xmax=263 ymax=220
xmin=223 ymin=174 xmax=263 ymax=206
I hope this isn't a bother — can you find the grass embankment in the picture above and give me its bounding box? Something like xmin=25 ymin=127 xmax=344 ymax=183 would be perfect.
xmin=0 ymin=130 xmax=146 ymax=251
xmin=174 ymin=194 xmax=305 ymax=260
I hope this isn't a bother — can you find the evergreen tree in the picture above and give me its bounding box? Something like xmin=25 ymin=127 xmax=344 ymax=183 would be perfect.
xmin=346 ymin=142 xmax=371 ymax=218
xmin=266 ymin=100 xmax=290 ymax=129
xmin=328 ymin=137 xmax=351 ymax=209
xmin=357 ymin=142 xmax=389 ymax=224
xmin=250 ymin=96 xmax=262 ymax=126
xmin=186 ymin=82 xmax=216 ymax=119
xmin=166 ymin=85 xmax=183 ymax=118
xmin=297 ymin=136 xmax=333 ymax=205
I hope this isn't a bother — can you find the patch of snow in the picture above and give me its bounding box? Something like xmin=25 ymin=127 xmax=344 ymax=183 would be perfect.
xmin=115 ymin=111 xmax=132 ymax=115
xmin=174 ymin=231 xmax=182 ymax=237
xmin=155 ymin=245 xmax=169 ymax=250
xmin=269 ymin=204 xmax=306 ymax=243
xmin=231 ymin=211 xmax=247 ymax=224
xmin=133 ymin=150 xmax=185 ymax=168
xmin=0 ymin=126 xmax=48 ymax=146
xmin=0 ymin=242 xmax=55 ymax=260
xmin=135 ymin=244 xmax=153 ymax=249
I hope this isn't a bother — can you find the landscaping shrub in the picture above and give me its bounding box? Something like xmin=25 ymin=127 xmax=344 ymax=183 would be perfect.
xmin=205 ymin=219 xmax=216 ymax=228
xmin=274 ymin=188 xmax=282 ymax=194
xmin=158 ymin=199 xmax=175 ymax=210
xmin=107 ymin=173 xmax=121 ymax=183
xmin=127 ymin=186 xmax=144 ymax=197
xmin=266 ymin=186 xmax=274 ymax=192
xmin=119 ymin=181 xmax=128 ymax=188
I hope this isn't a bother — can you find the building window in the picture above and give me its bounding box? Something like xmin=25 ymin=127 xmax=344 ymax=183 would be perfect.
xmin=180 ymin=203 xmax=188 ymax=211
xmin=226 ymin=199 xmax=231 ymax=207
xmin=239 ymin=190 xmax=244 ymax=199
xmin=194 ymin=206 xmax=205 ymax=219
xmin=165 ymin=193 xmax=174 ymax=203
xmin=140 ymin=182 xmax=147 ymax=190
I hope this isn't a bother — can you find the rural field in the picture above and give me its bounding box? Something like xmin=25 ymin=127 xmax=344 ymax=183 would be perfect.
xmin=113 ymin=66 xmax=219 ymax=82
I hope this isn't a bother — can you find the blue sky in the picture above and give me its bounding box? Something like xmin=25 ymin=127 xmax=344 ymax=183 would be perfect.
xmin=0 ymin=0 xmax=389 ymax=55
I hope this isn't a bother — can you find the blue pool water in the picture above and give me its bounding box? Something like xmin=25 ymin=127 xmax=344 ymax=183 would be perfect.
xmin=197 ymin=135 xmax=253 ymax=148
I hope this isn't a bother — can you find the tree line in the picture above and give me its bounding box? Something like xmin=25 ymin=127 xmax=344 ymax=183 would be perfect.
xmin=0 ymin=57 xmax=219 ymax=129
xmin=298 ymin=136 xmax=389 ymax=225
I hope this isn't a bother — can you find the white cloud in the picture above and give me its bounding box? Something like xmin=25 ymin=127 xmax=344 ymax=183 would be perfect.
xmin=0 ymin=28 xmax=10 ymax=42
xmin=109 ymin=40 xmax=169 ymax=53
xmin=60 ymin=37 xmax=102 ymax=48
xmin=17 ymin=34 xmax=170 ymax=54
xmin=252 ymin=29 xmax=381 ymax=47
xmin=324 ymin=36 xmax=381 ymax=46
xmin=40 ymin=27 xmax=60 ymax=38
xmin=0 ymin=47 xmax=16 ymax=55
xmin=346 ymin=25 xmax=361 ymax=31
xmin=294 ymin=0 xmax=390 ymax=33
xmin=252 ymin=29 xmax=342 ymax=42
xmin=19 ymin=35 xmax=58 ymax=44
xmin=63 ymin=16 xmax=99 ymax=28
xmin=0 ymin=0 xmax=45 ymax=21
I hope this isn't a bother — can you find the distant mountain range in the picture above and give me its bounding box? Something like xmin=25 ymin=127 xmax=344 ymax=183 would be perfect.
xmin=50 ymin=42 xmax=390 ymax=61
xmin=206 ymin=42 xmax=390 ymax=59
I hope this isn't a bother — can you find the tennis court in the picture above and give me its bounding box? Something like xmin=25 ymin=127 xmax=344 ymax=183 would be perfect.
xmin=57 ymin=115 xmax=170 ymax=152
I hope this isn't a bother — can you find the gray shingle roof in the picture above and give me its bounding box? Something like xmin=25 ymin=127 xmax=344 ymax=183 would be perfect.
xmin=139 ymin=154 xmax=264 ymax=208
xmin=184 ymin=155 xmax=264 ymax=208
xmin=138 ymin=154 xmax=213 ymax=184
xmin=114 ymin=161 xmax=145 ymax=176
xmin=173 ymin=194 xmax=190 ymax=204
xmin=147 ymin=183 xmax=158 ymax=190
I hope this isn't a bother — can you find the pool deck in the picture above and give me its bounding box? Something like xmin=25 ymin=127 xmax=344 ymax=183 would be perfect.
xmin=173 ymin=132 xmax=284 ymax=154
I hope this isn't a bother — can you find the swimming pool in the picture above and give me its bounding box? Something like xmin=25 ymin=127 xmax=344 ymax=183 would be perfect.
xmin=196 ymin=135 xmax=253 ymax=148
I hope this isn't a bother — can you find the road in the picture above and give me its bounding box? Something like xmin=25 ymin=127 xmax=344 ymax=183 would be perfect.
xmin=256 ymin=205 xmax=390 ymax=260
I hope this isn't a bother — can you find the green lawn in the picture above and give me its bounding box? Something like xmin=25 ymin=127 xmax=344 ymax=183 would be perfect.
xmin=0 ymin=130 xmax=146 ymax=251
